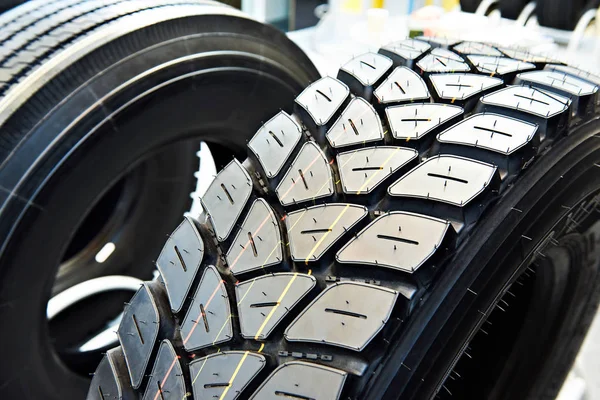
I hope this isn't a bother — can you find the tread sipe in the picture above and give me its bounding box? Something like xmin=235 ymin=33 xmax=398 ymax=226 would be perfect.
xmin=88 ymin=39 xmax=600 ymax=399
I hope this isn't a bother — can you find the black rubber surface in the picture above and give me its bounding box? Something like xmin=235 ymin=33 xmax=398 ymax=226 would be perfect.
xmin=460 ymin=0 xmax=482 ymax=13
xmin=88 ymin=39 xmax=600 ymax=400
xmin=499 ymin=0 xmax=530 ymax=20
xmin=537 ymin=0 xmax=589 ymax=30
xmin=0 ymin=0 xmax=25 ymax=14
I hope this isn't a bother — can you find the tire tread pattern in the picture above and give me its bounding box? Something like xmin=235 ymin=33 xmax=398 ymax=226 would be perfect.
xmin=88 ymin=39 xmax=600 ymax=400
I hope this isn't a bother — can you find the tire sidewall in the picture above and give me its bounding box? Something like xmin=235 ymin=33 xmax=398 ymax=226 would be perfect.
xmin=0 ymin=15 xmax=318 ymax=400
xmin=368 ymin=119 xmax=600 ymax=399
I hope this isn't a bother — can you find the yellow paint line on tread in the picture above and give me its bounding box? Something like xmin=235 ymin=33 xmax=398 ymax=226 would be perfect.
xmin=237 ymin=207 xmax=306 ymax=303
xmin=304 ymin=205 xmax=350 ymax=264
xmin=183 ymin=282 xmax=223 ymax=345
xmin=229 ymin=213 xmax=272 ymax=269
xmin=340 ymin=149 xmax=359 ymax=168
xmin=312 ymin=178 xmax=334 ymax=202
xmin=235 ymin=238 xmax=287 ymax=306
xmin=258 ymin=343 xmax=265 ymax=353
xmin=191 ymin=356 xmax=208 ymax=385
xmin=219 ymin=351 xmax=249 ymax=400
xmin=288 ymin=210 xmax=307 ymax=232
xmin=254 ymin=273 xmax=298 ymax=340
xmin=213 ymin=314 xmax=232 ymax=345
xmin=279 ymin=151 xmax=321 ymax=201
xmin=356 ymin=147 xmax=401 ymax=195
xmin=237 ymin=279 xmax=257 ymax=306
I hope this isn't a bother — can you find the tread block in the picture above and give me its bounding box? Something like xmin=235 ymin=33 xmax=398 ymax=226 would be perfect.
xmin=545 ymin=64 xmax=600 ymax=109
xmin=118 ymin=284 xmax=160 ymax=389
xmin=285 ymin=203 xmax=368 ymax=262
xmin=386 ymin=103 xmax=464 ymax=141
xmin=295 ymin=76 xmax=350 ymax=126
xmin=516 ymin=70 xmax=598 ymax=115
xmin=236 ymin=273 xmax=317 ymax=339
xmin=275 ymin=141 xmax=333 ymax=206
xmin=284 ymin=282 xmax=398 ymax=351
xmin=517 ymin=70 xmax=598 ymax=96
xmin=388 ymin=154 xmax=498 ymax=207
xmin=545 ymin=64 xmax=600 ymax=86
xmin=201 ymin=159 xmax=253 ymax=242
xmin=181 ymin=265 xmax=232 ymax=351
xmin=156 ymin=217 xmax=204 ymax=313
xmin=142 ymin=341 xmax=186 ymax=400
xmin=336 ymin=211 xmax=452 ymax=273
xmin=379 ymin=39 xmax=431 ymax=67
xmin=88 ymin=347 xmax=135 ymax=400
xmin=498 ymin=47 xmax=559 ymax=64
xmin=338 ymin=52 xmax=393 ymax=98
xmin=0 ymin=63 xmax=27 ymax=83
xmin=480 ymin=85 xmax=571 ymax=118
xmin=249 ymin=361 xmax=347 ymax=400
xmin=437 ymin=113 xmax=537 ymax=155
xmin=430 ymin=73 xmax=503 ymax=101
xmin=190 ymin=351 xmax=266 ymax=400
xmin=417 ymin=48 xmax=470 ymax=73
xmin=337 ymin=146 xmax=418 ymax=194
xmin=248 ymin=111 xmax=303 ymax=178
xmin=226 ymin=199 xmax=282 ymax=276
xmin=468 ymin=55 xmax=536 ymax=76
xmin=453 ymin=42 xmax=503 ymax=56
xmin=415 ymin=36 xmax=461 ymax=48
xmin=374 ymin=66 xmax=430 ymax=105
xmin=326 ymin=97 xmax=384 ymax=148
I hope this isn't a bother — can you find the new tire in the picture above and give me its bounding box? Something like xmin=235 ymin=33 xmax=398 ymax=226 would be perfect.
xmin=89 ymin=38 xmax=600 ymax=400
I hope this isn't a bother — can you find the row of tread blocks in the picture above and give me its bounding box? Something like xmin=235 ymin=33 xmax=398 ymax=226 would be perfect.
xmin=0 ymin=0 xmax=218 ymax=94
xmin=89 ymin=38 xmax=600 ymax=400
xmin=0 ymin=0 xmax=123 ymax=86
xmin=0 ymin=0 xmax=218 ymax=157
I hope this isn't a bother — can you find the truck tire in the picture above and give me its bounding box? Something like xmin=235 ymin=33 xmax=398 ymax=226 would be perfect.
xmin=460 ymin=0 xmax=482 ymax=13
xmin=537 ymin=0 xmax=589 ymax=30
xmin=88 ymin=39 xmax=600 ymax=400
xmin=499 ymin=0 xmax=530 ymax=20
xmin=0 ymin=0 xmax=25 ymax=15
xmin=0 ymin=1 xmax=319 ymax=399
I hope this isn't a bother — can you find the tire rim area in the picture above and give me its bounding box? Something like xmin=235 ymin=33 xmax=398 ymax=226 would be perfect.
xmin=55 ymin=168 xmax=141 ymax=292
xmin=45 ymin=145 xmax=202 ymax=375
xmin=29 ymin=66 xmax=291 ymax=383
